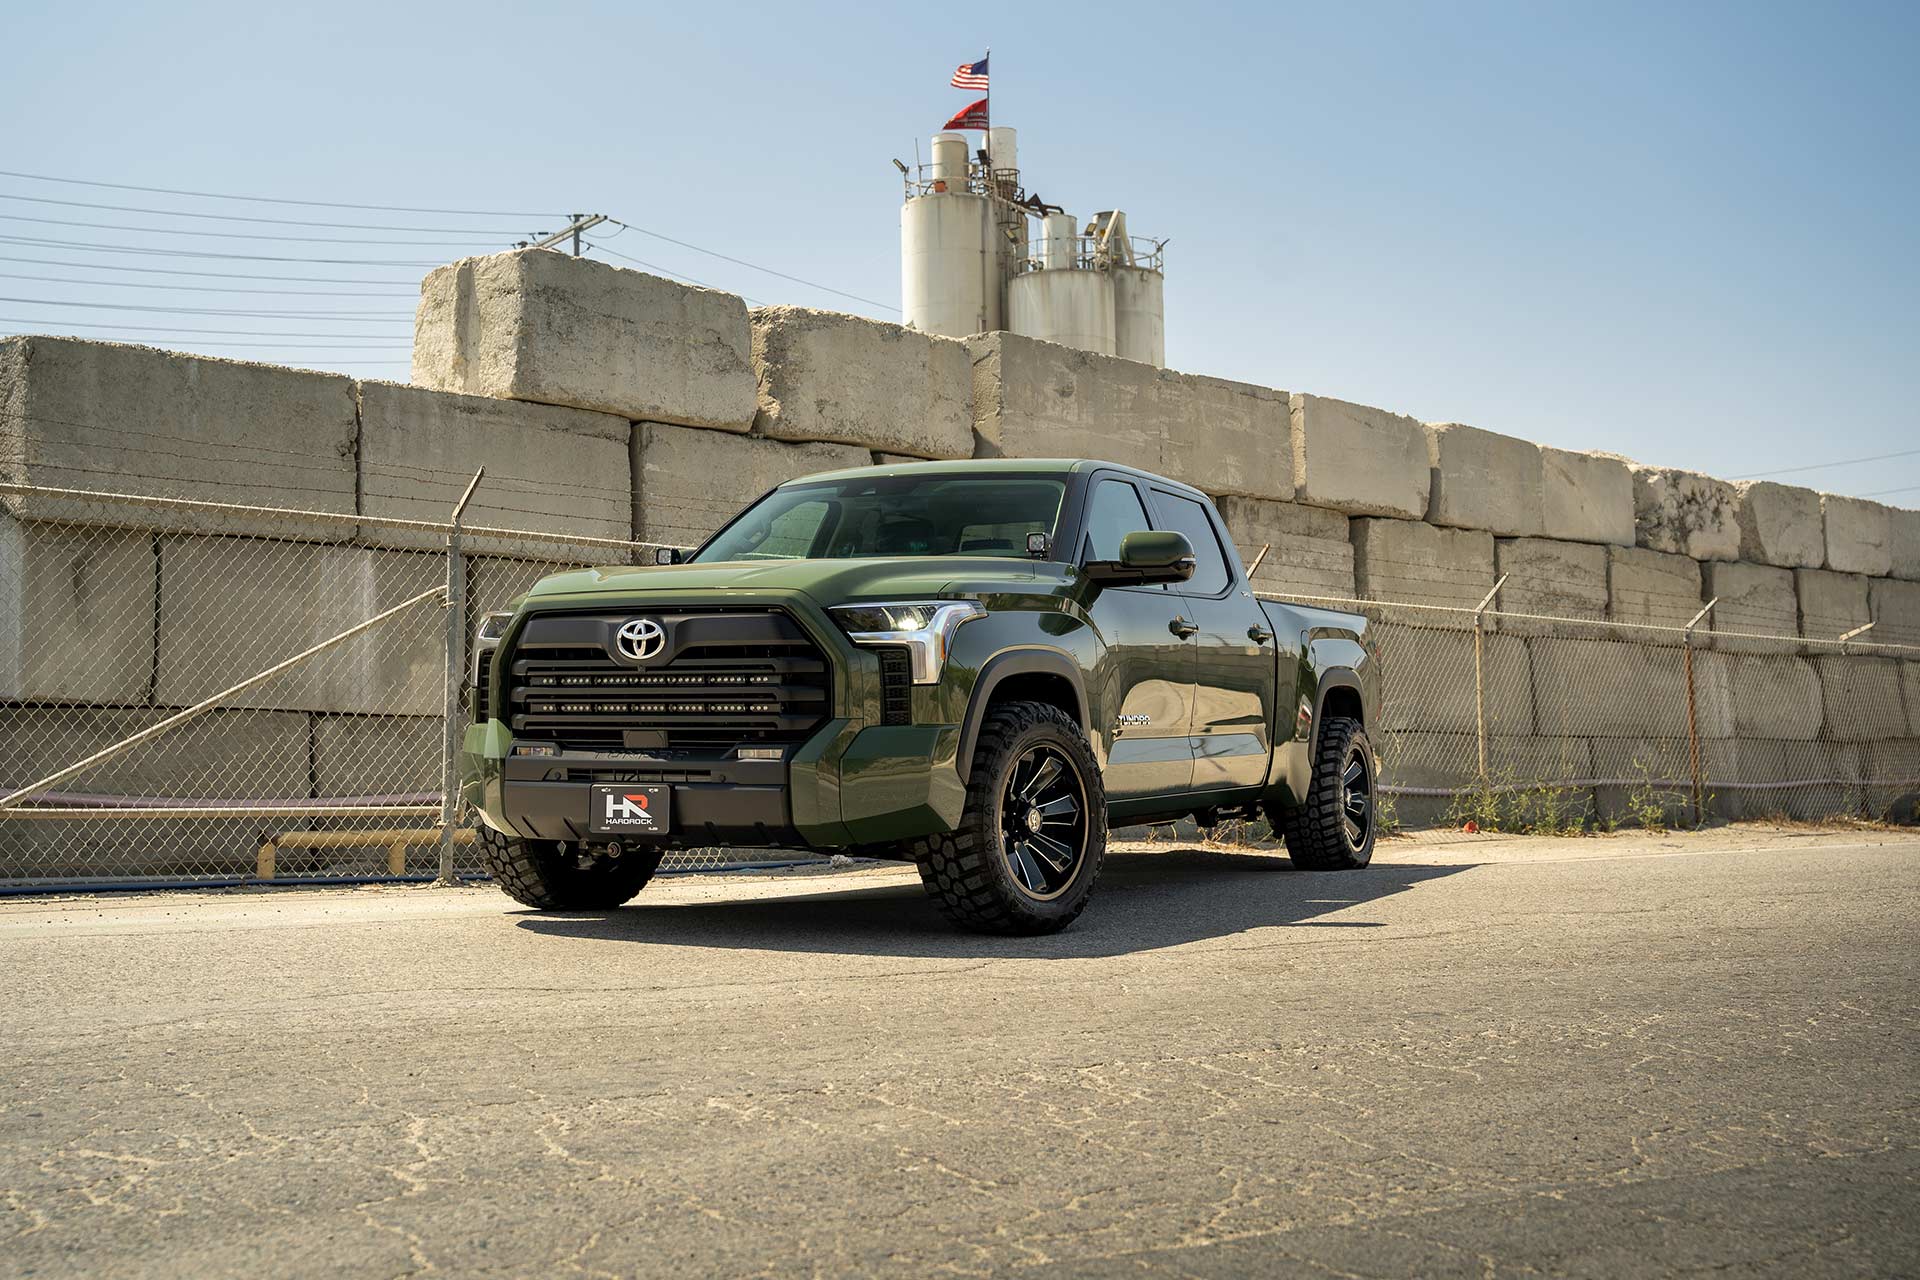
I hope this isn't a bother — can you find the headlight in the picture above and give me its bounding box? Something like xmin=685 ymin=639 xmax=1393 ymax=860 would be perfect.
xmin=829 ymin=600 xmax=984 ymax=684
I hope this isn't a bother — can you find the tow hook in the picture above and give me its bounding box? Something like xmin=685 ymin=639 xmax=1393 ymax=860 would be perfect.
xmin=604 ymin=840 xmax=624 ymax=860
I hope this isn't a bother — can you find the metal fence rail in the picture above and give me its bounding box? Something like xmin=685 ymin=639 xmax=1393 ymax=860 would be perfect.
xmin=2 ymin=478 xmax=1917 ymax=889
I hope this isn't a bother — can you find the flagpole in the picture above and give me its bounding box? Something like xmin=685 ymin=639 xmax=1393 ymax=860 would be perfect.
xmin=984 ymin=45 xmax=991 ymax=170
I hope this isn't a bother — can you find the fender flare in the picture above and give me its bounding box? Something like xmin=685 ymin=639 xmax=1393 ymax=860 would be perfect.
xmin=1310 ymin=667 xmax=1367 ymax=753
xmin=956 ymin=649 xmax=1092 ymax=783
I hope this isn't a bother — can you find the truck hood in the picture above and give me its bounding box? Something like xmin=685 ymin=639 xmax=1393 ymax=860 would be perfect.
xmin=522 ymin=556 xmax=1070 ymax=606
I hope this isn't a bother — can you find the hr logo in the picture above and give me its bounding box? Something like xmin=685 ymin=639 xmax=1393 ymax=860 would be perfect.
xmin=606 ymin=792 xmax=652 ymax=821
xmin=615 ymin=617 xmax=666 ymax=662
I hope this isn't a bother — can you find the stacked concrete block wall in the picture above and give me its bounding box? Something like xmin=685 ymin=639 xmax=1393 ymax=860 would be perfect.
xmin=6 ymin=241 xmax=1920 ymax=871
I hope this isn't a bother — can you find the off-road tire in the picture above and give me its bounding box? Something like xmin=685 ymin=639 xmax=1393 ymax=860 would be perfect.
xmin=476 ymin=824 xmax=663 ymax=910
xmin=911 ymin=701 xmax=1108 ymax=935
xmin=1270 ymin=717 xmax=1376 ymax=871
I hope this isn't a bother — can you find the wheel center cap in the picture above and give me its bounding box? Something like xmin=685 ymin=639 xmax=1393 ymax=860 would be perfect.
xmin=1024 ymin=809 xmax=1045 ymax=835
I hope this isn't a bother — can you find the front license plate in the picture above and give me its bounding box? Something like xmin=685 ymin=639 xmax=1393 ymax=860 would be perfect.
xmin=589 ymin=784 xmax=671 ymax=836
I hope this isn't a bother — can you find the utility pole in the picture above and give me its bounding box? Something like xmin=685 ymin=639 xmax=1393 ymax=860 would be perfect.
xmin=519 ymin=214 xmax=608 ymax=254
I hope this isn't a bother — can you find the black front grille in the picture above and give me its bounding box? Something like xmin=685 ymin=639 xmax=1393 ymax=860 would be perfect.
xmin=876 ymin=646 xmax=913 ymax=725
xmin=506 ymin=609 xmax=831 ymax=751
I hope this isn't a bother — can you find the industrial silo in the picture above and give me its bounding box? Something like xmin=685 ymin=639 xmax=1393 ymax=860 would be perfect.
xmin=1006 ymin=211 xmax=1117 ymax=355
xmin=900 ymin=133 xmax=1002 ymax=336
xmin=1112 ymin=265 xmax=1165 ymax=366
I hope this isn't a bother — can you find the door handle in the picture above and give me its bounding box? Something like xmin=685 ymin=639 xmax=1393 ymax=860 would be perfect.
xmin=1248 ymin=625 xmax=1274 ymax=644
xmin=1168 ymin=616 xmax=1200 ymax=639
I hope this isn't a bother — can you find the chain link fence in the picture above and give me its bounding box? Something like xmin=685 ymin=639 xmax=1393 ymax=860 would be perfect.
xmin=1267 ymin=590 xmax=1920 ymax=841
xmin=3 ymin=480 xmax=1917 ymax=890
xmin=0 ymin=478 xmax=800 ymax=890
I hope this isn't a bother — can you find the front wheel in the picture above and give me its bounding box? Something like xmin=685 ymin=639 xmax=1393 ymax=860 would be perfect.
xmin=912 ymin=701 xmax=1108 ymax=934
xmin=1268 ymin=717 xmax=1376 ymax=870
xmin=476 ymin=824 xmax=662 ymax=910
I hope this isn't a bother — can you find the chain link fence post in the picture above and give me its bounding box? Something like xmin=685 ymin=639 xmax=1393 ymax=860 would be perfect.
xmin=1472 ymin=576 xmax=1507 ymax=784
xmin=437 ymin=470 xmax=485 ymax=884
xmin=1682 ymin=598 xmax=1717 ymax=828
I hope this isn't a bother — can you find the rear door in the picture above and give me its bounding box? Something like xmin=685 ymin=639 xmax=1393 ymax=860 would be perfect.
xmin=1077 ymin=474 xmax=1196 ymax=799
xmin=1146 ymin=487 xmax=1277 ymax=793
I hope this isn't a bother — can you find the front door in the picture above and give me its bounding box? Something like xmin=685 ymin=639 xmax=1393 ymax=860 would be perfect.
xmin=1079 ymin=475 xmax=1196 ymax=799
xmin=1147 ymin=487 xmax=1277 ymax=793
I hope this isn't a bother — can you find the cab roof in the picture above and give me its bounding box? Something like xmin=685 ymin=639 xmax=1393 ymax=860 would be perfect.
xmin=785 ymin=457 xmax=1206 ymax=498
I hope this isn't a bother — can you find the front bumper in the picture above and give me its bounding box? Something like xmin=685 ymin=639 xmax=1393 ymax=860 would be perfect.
xmin=461 ymin=717 xmax=968 ymax=850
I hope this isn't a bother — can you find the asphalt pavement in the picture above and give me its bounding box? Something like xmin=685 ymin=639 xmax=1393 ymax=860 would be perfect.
xmin=2 ymin=826 xmax=1915 ymax=1278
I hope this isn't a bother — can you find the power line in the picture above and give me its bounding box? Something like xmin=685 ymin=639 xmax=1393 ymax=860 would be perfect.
xmin=0 ymin=169 xmax=562 ymax=218
xmin=0 ymin=254 xmax=422 ymax=286
xmin=1 ymin=316 xmax=409 ymax=338
xmin=0 ymin=295 xmax=411 ymax=320
xmin=0 ymin=191 xmax=531 ymax=235
xmin=1732 ymin=447 xmax=1920 ymax=479
xmin=0 ymin=270 xmax=415 ymax=297
xmin=0 ymin=234 xmax=445 ymax=267
xmin=1856 ymin=483 xmax=1920 ymax=500
xmin=579 ymin=241 xmax=764 ymax=304
xmin=0 ymin=212 xmax=512 ymax=247
xmin=0 ymin=333 xmax=413 ymax=350
xmin=606 ymin=217 xmax=898 ymax=312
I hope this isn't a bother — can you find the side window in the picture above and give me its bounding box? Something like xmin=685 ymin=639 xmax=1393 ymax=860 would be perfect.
xmin=1151 ymin=491 xmax=1232 ymax=595
xmin=1080 ymin=479 xmax=1153 ymax=563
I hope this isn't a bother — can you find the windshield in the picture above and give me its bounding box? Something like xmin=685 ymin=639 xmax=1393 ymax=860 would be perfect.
xmin=694 ymin=474 xmax=1068 ymax=563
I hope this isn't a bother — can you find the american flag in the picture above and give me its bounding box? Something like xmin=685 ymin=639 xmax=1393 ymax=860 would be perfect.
xmin=950 ymin=55 xmax=989 ymax=91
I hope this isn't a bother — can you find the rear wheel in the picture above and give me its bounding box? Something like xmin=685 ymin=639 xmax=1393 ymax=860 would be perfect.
xmin=912 ymin=701 xmax=1107 ymax=934
xmin=476 ymin=824 xmax=663 ymax=910
xmin=1269 ymin=717 xmax=1375 ymax=870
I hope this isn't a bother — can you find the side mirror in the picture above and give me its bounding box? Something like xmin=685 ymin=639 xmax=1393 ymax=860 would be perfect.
xmin=1083 ymin=531 xmax=1197 ymax=586
xmin=652 ymin=547 xmax=682 ymax=566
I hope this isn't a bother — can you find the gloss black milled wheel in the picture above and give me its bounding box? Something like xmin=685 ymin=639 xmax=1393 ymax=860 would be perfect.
xmin=998 ymin=744 xmax=1090 ymax=901
xmin=911 ymin=701 xmax=1108 ymax=934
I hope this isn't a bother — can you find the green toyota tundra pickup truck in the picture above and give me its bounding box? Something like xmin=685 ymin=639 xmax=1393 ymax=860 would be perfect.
xmin=462 ymin=458 xmax=1380 ymax=934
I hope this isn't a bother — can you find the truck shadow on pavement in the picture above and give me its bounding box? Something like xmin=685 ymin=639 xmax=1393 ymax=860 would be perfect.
xmin=513 ymin=847 xmax=1475 ymax=959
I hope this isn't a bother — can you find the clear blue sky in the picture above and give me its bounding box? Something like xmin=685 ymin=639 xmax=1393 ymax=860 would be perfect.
xmin=2 ymin=0 xmax=1914 ymax=503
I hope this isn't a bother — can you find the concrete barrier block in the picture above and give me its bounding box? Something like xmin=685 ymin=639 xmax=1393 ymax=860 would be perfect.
xmin=155 ymin=537 xmax=443 ymax=716
xmin=751 ymin=307 xmax=971 ymax=459
xmin=1628 ymin=465 xmax=1740 ymax=561
xmin=1794 ymin=568 xmax=1870 ymax=642
xmin=1732 ymin=481 xmax=1824 ymax=569
xmin=1701 ymin=561 xmax=1799 ymax=653
xmin=967 ymin=333 xmax=1292 ymax=500
xmin=1350 ymin=518 xmax=1494 ymax=625
xmin=0 ymin=512 xmax=155 ymax=703
xmin=0 ymin=336 xmax=357 ymax=538
xmin=1606 ymin=547 xmax=1704 ymax=631
xmin=1493 ymin=538 xmax=1607 ymax=635
xmin=1823 ymin=494 xmax=1893 ymax=576
xmin=632 ymin=422 xmax=870 ymax=550
xmin=356 ymin=380 xmax=632 ymax=555
xmin=1540 ymin=447 xmax=1635 ymax=546
xmin=1813 ymin=655 xmax=1908 ymax=741
xmin=1864 ymin=738 xmax=1920 ymax=821
xmin=1376 ymin=732 xmax=1592 ymax=829
xmin=1889 ymin=506 xmax=1920 ymax=581
xmin=1373 ymin=624 xmax=1533 ymax=735
xmin=1214 ymin=497 xmax=1353 ymax=599
xmin=1530 ymin=635 xmax=1730 ymax=739
xmin=1706 ymin=738 xmax=1865 ymax=822
xmin=1289 ymin=394 xmax=1428 ymax=518
xmin=1711 ymin=652 xmax=1824 ymax=741
xmin=411 ymin=251 xmax=756 ymax=431
xmin=313 ymin=715 xmax=441 ymax=798
xmin=1869 ymin=577 xmax=1920 ymax=650
xmin=0 ymin=706 xmax=312 ymax=880
xmin=1424 ymin=423 xmax=1544 ymax=537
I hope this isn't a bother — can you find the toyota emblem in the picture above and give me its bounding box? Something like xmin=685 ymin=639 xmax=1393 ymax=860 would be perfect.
xmin=615 ymin=617 xmax=667 ymax=662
